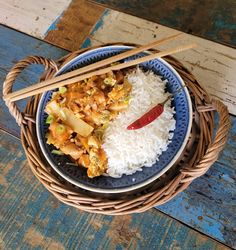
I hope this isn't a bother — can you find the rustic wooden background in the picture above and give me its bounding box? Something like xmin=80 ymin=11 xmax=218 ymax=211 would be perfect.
xmin=89 ymin=0 xmax=236 ymax=47
xmin=0 ymin=0 xmax=235 ymax=249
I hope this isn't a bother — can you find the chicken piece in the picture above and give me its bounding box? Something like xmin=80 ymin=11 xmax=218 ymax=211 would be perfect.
xmin=77 ymin=135 xmax=89 ymax=152
xmin=109 ymin=102 xmax=129 ymax=111
xmin=93 ymin=90 xmax=106 ymax=105
xmin=45 ymin=70 xmax=132 ymax=178
xmin=65 ymin=91 xmax=85 ymax=107
xmin=90 ymin=110 xmax=110 ymax=125
xmin=108 ymin=79 xmax=132 ymax=101
xmin=46 ymin=132 xmax=60 ymax=148
xmin=87 ymin=148 xmax=107 ymax=178
xmin=48 ymin=122 xmax=73 ymax=145
xmin=78 ymin=154 xmax=90 ymax=168
xmin=88 ymin=135 xmax=101 ymax=148
xmin=60 ymin=143 xmax=83 ymax=160
xmin=67 ymin=102 xmax=80 ymax=113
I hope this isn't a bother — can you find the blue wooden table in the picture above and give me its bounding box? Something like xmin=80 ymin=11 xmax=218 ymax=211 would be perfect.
xmin=90 ymin=0 xmax=236 ymax=47
xmin=0 ymin=2 xmax=236 ymax=249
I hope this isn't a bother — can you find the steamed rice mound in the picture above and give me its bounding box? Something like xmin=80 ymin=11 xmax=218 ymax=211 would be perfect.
xmin=102 ymin=68 xmax=176 ymax=178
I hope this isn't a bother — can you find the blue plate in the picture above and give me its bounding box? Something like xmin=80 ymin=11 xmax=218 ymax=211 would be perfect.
xmin=36 ymin=46 xmax=192 ymax=194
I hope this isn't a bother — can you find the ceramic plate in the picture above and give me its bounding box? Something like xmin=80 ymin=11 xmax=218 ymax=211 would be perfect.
xmin=36 ymin=45 xmax=192 ymax=193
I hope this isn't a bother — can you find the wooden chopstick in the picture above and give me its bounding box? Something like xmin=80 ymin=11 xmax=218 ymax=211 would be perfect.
xmin=4 ymin=33 xmax=182 ymax=101
xmin=7 ymin=43 xmax=197 ymax=102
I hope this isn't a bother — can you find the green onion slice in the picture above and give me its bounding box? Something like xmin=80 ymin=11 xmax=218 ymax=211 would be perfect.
xmin=56 ymin=124 xmax=66 ymax=134
xmin=59 ymin=86 xmax=67 ymax=94
xmin=46 ymin=114 xmax=54 ymax=124
xmin=51 ymin=149 xmax=64 ymax=155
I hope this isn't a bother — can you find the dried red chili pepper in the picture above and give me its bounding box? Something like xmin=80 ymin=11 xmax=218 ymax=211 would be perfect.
xmin=127 ymin=85 xmax=186 ymax=130
xmin=127 ymin=100 xmax=167 ymax=130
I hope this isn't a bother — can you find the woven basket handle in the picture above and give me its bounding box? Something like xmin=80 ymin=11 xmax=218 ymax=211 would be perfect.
xmin=181 ymin=99 xmax=231 ymax=182
xmin=3 ymin=56 xmax=58 ymax=126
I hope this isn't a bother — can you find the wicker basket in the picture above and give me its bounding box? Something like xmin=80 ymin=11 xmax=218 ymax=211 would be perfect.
xmin=3 ymin=43 xmax=231 ymax=215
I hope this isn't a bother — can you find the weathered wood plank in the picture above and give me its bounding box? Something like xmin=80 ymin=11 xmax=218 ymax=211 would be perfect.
xmin=0 ymin=25 xmax=68 ymax=137
xmin=0 ymin=0 xmax=71 ymax=38
xmin=45 ymin=0 xmax=105 ymax=51
xmin=0 ymin=25 xmax=235 ymax=247
xmin=83 ymin=11 xmax=236 ymax=247
xmin=0 ymin=0 xmax=105 ymax=51
xmin=83 ymin=10 xmax=236 ymax=115
xmin=89 ymin=0 xmax=236 ymax=47
xmin=0 ymin=130 xmax=230 ymax=250
xmin=158 ymin=117 xmax=236 ymax=248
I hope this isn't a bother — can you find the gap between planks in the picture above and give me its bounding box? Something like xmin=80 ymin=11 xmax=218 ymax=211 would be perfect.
xmin=44 ymin=0 xmax=105 ymax=51
xmin=83 ymin=10 xmax=236 ymax=116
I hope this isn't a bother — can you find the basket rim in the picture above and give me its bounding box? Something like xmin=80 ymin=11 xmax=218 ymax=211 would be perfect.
xmin=35 ymin=45 xmax=193 ymax=194
xmin=3 ymin=42 xmax=230 ymax=214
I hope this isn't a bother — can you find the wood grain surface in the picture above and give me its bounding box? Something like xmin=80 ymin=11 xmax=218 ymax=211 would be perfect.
xmin=89 ymin=0 xmax=236 ymax=47
xmin=158 ymin=117 xmax=236 ymax=248
xmin=82 ymin=10 xmax=236 ymax=116
xmin=45 ymin=0 xmax=105 ymax=51
xmin=0 ymin=0 xmax=106 ymax=52
xmin=0 ymin=24 xmax=235 ymax=248
xmin=0 ymin=130 xmax=231 ymax=250
xmin=0 ymin=25 xmax=67 ymax=138
xmin=0 ymin=0 xmax=71 ymax=38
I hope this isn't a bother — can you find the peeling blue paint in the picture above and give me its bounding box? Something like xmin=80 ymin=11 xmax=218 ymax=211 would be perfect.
xmin=1 ymin=23 xmax=235 ymax=249
xmin=156 ymin=120 xmax=236 ymax=247
xmin=81 ymin=9 xmax=110 ymax=49
xmin=1 ymin=130 xmax=226 ymax=249
xmin=81 ymin=37 xmax=92 ymax=49
xmin=91 ymin=0 xmax=236 ymax=46
xmin=0 ymin=25 xmax=67 ymax=137
xmin=90 ymin=9 xmax=110 ymax=36
xmin=44 ymin=12 xmax=64 ymax=37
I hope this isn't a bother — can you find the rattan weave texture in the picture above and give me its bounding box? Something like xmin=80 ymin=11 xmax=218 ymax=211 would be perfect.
xmin=3 ymin=44 xmax=230 ymax=215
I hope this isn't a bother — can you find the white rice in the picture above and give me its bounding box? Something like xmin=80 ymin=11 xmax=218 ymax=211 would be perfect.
xmin=102 ymin=68 xmax=176 ymax=178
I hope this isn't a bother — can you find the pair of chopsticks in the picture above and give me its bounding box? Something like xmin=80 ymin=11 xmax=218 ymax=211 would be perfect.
xmin=4 ymin=33 xmax=196 ymax=102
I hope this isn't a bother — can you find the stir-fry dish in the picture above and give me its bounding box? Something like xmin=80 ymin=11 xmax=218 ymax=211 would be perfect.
xmin=45 ymin=70 xmax=132 ymax=178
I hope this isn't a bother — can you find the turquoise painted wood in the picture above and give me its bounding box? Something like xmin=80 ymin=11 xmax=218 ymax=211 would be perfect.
xmin=0 ymin=25 xmax=235 ymax=248
xmin=158 ymin=117 xmax=236 ymax=247
xmin=0 ymin=25 xmax=68 ymax=137
xmin=0 ymin=130 xmax=229 ymax=250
